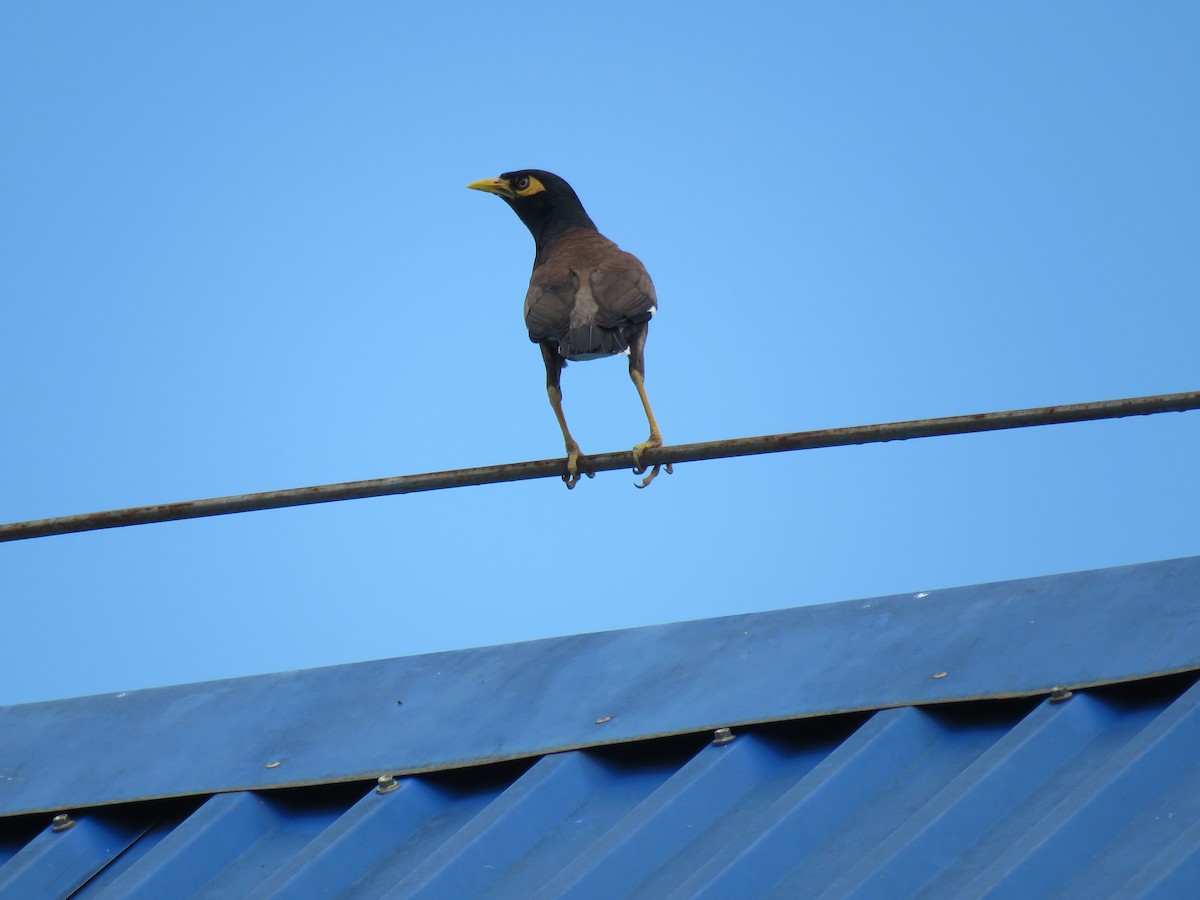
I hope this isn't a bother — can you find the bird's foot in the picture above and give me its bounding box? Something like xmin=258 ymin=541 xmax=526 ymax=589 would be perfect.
xmin=562 ymin=442 xmax=595 ymax=490
xmin=631 ymin=436 xmax=672 ymax=489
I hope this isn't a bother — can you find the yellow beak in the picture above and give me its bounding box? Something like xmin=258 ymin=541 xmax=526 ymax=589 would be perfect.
xmin=467 ymin=177 xmax=515 ymax=199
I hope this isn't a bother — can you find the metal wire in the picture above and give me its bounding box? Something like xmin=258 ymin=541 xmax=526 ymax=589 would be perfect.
xmin=2 ymin=390 xmax=1197 ymax=543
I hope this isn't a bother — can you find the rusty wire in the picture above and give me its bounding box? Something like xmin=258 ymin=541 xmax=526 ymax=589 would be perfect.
xmin=2 ymin=389 xmax=1198 ymax=543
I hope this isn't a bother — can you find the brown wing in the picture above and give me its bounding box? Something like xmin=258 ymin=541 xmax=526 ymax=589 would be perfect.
xmin=524 ymin=271 xmax=577 ymax=345
xmin=589 ymin=261 xmax=657 ymax=329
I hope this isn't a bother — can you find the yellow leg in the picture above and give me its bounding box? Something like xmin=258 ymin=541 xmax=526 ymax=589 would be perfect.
xmin=630 ymin=369 xmax=672 ymax=488
xmin=547 ymin=385 xmax=589 ymax=489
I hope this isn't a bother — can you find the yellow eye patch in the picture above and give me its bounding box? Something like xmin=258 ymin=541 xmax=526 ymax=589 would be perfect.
xmin=514 ymin=175 xmax=546 ymax=197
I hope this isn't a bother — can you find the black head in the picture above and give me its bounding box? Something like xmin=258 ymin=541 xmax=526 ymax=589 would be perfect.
xmin=468 ymin=169 xmax=597 ymax=251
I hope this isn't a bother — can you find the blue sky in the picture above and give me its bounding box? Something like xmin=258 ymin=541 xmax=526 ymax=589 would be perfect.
xmin=3 ymin=3 xmax=1198 ymax=706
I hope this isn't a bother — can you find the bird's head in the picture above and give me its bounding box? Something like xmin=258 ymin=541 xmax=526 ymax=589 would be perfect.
xmin=468 ymin=169 xmax=597 ymax=250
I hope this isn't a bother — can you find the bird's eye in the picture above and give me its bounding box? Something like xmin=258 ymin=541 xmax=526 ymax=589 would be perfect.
xmin=510 ymin=174 xmax=545 ymax=197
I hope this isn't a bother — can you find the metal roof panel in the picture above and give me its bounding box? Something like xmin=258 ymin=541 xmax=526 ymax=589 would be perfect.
xmin=3 ymin=556 xmax=1200 ymax=819
xmin=4 ymin=555 xmax=1200 ymax=896
xmin=4 ymin=675 xmax=1199 ymax=898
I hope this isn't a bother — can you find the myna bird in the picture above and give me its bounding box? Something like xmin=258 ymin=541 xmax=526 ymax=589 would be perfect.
xmin=468 ymin=169 xmax=671 ymax=489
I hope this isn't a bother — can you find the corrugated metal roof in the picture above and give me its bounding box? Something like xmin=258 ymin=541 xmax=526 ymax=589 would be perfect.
xmin=3 ymin=556 xmax=1200 ymax=898
xmin=5 ymin=555 xmax=1200 ymax=819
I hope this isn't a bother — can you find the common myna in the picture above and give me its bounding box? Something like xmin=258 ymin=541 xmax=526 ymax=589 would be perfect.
xmin=468 ymin=169 xmax=670 ymax=489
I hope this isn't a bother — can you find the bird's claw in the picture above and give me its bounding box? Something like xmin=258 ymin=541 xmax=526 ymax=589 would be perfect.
xmin=634 ymin=462 xmax=673 ymax=489
xmin=562 ymin=471 xmax=595 ymax=489
xmin=561 ymin=444 xmax=593 ymax=490
xmin=631 ymin=437 xmax=671 ymax=488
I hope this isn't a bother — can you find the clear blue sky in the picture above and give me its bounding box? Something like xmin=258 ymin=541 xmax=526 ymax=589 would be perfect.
xmin=3 ymin=4 xmax=1198 ymax=706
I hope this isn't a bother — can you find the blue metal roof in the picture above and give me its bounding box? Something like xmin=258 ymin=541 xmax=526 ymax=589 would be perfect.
xmin=3 ymin=555 xmax=1200 ymax=897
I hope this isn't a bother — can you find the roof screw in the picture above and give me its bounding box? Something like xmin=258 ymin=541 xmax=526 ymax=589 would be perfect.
xmin=51 ymin=813 xmax=76 ymax=833
xmin=712 ymin=727 xmax=735 ymax=745
xmin=1049 ymin=686 xmax=1074 ymax=704
xmin=376 ymin=775 xmax=400 ymax=794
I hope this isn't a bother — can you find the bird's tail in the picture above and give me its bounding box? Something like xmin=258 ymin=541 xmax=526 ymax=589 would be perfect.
xmin=560 ymin=326 xmax=628 ymax=362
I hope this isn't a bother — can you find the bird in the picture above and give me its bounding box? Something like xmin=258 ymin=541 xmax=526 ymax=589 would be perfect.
xmin=468 ymin=169 xmax=671 ymax=489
